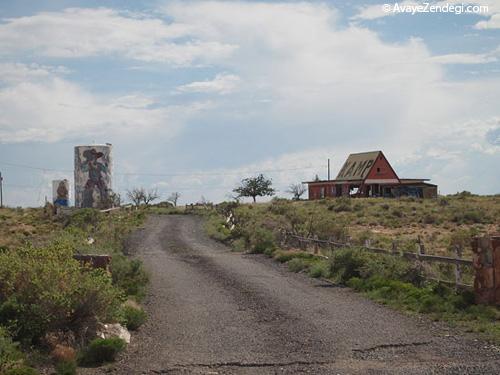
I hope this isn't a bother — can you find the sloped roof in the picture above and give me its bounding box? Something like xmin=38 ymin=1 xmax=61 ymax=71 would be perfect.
xmin=336 ymin=151 xmax=381 ymax=181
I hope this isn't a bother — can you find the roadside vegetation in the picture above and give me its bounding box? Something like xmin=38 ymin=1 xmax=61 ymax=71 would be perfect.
xmin=0 ymin=206 xmax=148 ymax=374
xmin=203 ymin=194 xmax=500 ymax=343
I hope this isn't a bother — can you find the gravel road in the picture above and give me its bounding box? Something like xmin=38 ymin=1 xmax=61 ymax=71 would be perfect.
xmin=89 ymin=215 xmax=499 ymax=374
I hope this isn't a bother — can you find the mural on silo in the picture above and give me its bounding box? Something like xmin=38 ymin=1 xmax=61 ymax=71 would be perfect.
xmin=52 ymin=179 xmax=69 ymax=207
xmin=74 ymin=145 xmax=112 ymax=208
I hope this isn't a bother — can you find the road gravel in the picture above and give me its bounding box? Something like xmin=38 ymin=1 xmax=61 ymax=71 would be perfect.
xmin=86 ymin=215 xmax=500 ymax=374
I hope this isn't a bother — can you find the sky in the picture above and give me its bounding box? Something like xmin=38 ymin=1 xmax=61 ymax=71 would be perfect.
xmin=0 ymin=0 xmax=499 ymax=207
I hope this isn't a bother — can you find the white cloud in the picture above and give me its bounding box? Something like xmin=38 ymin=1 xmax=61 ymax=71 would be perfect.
xmin=352 ymin=1 xmax=419 ymax=20
xmin=475 ymin=13 xmax=500 ymax=29
xmin=0 ymin=7 xmax=237 ymax=65
xmin=177 ymin=73 xmax=241 ymax=94
xmin=428 ymin=53 xmax=497 ymax=64
xmin=352 ymin=1 xmax=500 ymax=29
xmin=0 ymin=63 xmax=209 ymax=143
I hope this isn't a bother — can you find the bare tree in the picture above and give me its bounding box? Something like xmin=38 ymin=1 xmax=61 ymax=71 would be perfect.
xmin=286 ymin=183 xmax=306 ymax=200
xmin=167 ymin=192 xmax=181 ymax=207
xmin=127 ymin=188 xmax=145 ymax=207
xmin=143 ymin=188 xmax=160 ymax=206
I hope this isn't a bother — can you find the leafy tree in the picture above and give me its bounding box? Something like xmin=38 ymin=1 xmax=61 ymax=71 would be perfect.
xmin=233 ymin=174 xmax=275 ymax=203
xmin=167 ymin=192 xmax=181 ymax=207
xmin=286 ymin=183 xmax=306 ymax=200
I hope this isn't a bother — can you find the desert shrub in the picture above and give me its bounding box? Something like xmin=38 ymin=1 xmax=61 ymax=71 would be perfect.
xmin=67 ymin=208 xmax=103 ymax=230
xmin=204 ymin=215 xmax=231 ymax=242
xmin=231 ymin=238 xmax=247 ymax=252
xmin=78 ymin=337 xmax=126 ymax=366
xmin=309 ymin=213 xmax=348 ymax=241
xmin=451 ymin=209 xmax=484 ymax=224
xmin=329 ymin=248 xmax=373 ymax=284
xmin=55 ymin=360 xmax=76 ymax=375
xmin=391 ymin=209 xmax=403 ymax=218
xmin=0 ymin=243 xmax=122 ymax=343
xmin=249 ymin=227 xmax=276 ymax=253
xmin=110 ymin=255 xmax=149 ymax=300
xmin=274 ymin=251 xmax=313 ymax=263
xmin=0 ymin=327 xmax=24 ymax=372
xmin=423 ymin=214 xmax=438 ymax=224
xmin=308 ymin=261 xmax=330 ymax=278
xmin=287 ymin=258 xmax=308 ymax=273
xmin=4 ymin=366 xmax=38 ymax=375
xmin=120 ymin=305 xmax=147 ymax=331
xmin=329 ymin=197 xmax=352 ymax=212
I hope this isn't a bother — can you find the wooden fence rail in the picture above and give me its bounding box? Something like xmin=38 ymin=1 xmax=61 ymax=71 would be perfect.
xmin=280 ymin=231 xmax=473 ymax=289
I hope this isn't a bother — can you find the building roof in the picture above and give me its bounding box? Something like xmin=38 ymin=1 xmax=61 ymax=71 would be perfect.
xmin=335 ymin=151 xmax=381 ymax=181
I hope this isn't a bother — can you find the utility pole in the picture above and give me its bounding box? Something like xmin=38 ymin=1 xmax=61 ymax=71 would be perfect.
xmin=327 ymin=159 xmax=330 ymax=180
xmin=0 ymin=171 xmax=3 ymax=208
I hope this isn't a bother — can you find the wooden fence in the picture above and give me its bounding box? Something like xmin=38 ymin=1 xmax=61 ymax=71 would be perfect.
xmin=280 ymin=230 xmax=473 ymax=289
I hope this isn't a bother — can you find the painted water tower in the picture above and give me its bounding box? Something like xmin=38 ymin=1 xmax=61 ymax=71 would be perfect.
xmin=52 ymin=179 xmax=69 ymax=207
xmin=74 ymin=144 xmax=113 ymax=208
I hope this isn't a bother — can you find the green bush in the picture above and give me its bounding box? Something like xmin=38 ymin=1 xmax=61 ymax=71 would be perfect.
xmin=120 ymin=305 xmax=147 ymax=331
xmin=249 ymin=228 xmax=276 ymax=254
xmin=111 ymin=255 xmax=149 ymax=300
xmin=78 ymin=337 xmax=126 ymax=366
xmin=308 ymin=261 xmax=330 ymax=278
xmin=0 ymin=327 xmax=24 ymax=372
xmin=274 ymin=251 xmax=313 ymax=263
xmin=287 ymin=258 xmax=308 ymax=273
xmin=0 ymin=243 xmax=123 ymax=343
xmin=329 ymin=248 xmax=373 ymax=284
xmin=4 ymin=366 xmax=38 ymax=375
xmin=55 ymin=360 xmax=76 ymax=375
xmin=67 ymin=208 xmax=103 ymax=230
xmin=204 ymin=215 xmax=231 ymax=242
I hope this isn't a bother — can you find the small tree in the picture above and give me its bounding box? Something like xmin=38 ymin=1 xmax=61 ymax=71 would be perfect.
xmin=167 ymin=192 xmax=181 ymax=207
xmin=127 ymin=188 xmax=145 ymax=207
xmin=287 ymin=183 xmax=306 ymax=200
xmin=143 ymin=188 xmax=160 ymax=206
xmin=233 ymin=174 xmax=275 ymax=203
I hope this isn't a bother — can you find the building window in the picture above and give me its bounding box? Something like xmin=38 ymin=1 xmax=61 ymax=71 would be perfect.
xmin=377 ymin=167 xmax=381 ymax=173
xmin=320 ymin=187 xmax=325 ymax=199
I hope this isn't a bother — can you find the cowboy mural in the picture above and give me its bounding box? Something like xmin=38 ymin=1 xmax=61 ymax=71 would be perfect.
xmin=80 ymin=148 xmax=110 ymax=208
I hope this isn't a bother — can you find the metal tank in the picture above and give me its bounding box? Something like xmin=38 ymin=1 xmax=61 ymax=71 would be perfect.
xmin=74 ymin=144 xmax=113 ymax=208
xmin=52 ymin=179 xmax=69 ymax=207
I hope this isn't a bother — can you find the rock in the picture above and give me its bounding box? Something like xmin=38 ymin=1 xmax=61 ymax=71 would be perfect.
xmin=97 ymin=323 xmax=131 ymax=344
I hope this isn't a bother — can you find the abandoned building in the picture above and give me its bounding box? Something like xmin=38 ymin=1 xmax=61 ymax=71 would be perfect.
xmin=305 ymin=151 xmax=438 ymax=199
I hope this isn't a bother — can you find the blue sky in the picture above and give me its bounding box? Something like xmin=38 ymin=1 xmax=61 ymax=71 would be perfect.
xmin=0 ymin=0 xmax=499 ymax=206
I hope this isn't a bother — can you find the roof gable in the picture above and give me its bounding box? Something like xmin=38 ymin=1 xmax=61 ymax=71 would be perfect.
xmin=336 ymin=151 xmax=380 ymax=181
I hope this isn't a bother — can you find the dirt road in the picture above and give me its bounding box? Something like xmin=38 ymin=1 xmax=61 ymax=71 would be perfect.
xmin=93 ymin=215 xmax=499 ymax=374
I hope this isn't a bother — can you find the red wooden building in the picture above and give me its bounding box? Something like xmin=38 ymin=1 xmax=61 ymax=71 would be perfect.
xmin=305 ymin=151 xmax=437 ymax=199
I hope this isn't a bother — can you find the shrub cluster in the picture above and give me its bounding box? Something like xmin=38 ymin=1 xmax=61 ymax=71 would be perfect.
xmin=111 ymin=255 xmax=149 ymax=301
xmin=0 ymin=243 xmax=123 ymax=344
xmin=78 ymin=337 xmax=126 ymax=366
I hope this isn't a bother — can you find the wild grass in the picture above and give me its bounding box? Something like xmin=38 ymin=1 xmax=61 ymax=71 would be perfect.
xmin=203 ymin=194 xmax=500 ymax=343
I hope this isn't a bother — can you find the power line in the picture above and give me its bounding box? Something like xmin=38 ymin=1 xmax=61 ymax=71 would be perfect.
xmin=0 ymin=161 xmax=323 ymax=177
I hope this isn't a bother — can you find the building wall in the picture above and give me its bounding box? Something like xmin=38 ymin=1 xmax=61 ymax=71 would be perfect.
xmin=74 ymin=145 xmax=112 ymax=208
xmin=52 ymin=179 xmax=69 ymax=206
xmin=365 ymin=153 xmax=399 ymax=182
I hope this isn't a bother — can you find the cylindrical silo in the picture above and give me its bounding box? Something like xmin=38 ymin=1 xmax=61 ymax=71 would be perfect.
xmin=74 ymin=144 xmax=113 ymax=208
xmin=52 ymin=179 xmax=69 ymax=207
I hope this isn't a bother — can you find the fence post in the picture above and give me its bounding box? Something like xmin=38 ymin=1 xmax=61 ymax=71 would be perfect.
xmin=391 ymin=240 xmax=398 ymax=255
xmin=364 ymin=238 xmax=371 ymax=248
xmin=454 ymin=244 xmax=463 ymax=288
xmin=417 ymin=236 xmax=425 ymax=255
xmin=346 ymin=236 xmax=352 ymax=247
xmin=313 ymin=235 xmax=319 ymax=255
